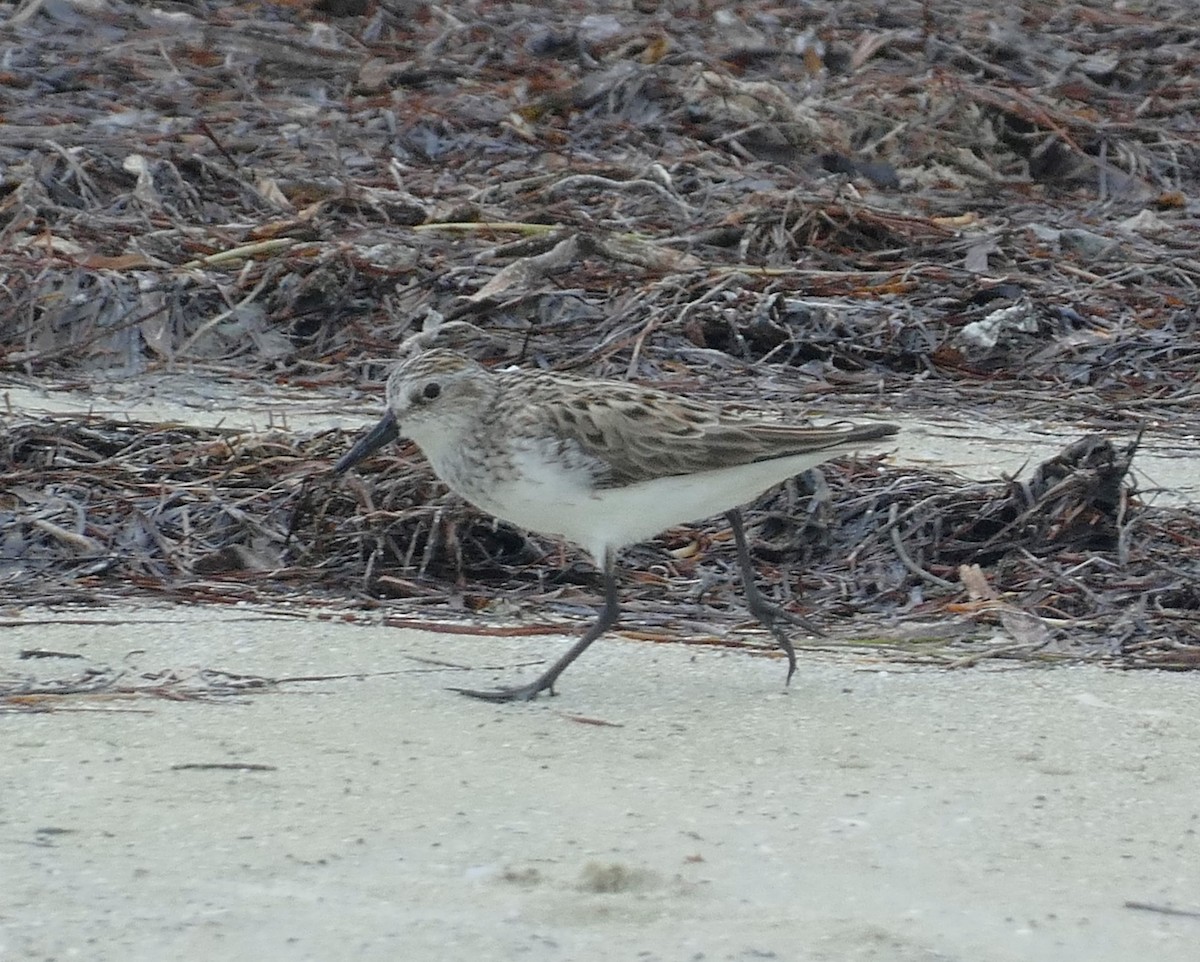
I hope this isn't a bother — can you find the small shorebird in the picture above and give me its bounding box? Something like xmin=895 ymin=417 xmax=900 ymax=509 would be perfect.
xmin=335 ymin=349 xmax=898 ymax=701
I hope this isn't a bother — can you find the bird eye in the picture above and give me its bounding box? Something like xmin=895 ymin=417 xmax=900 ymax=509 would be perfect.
xmin=423 ymin=382 xmax=441 ymax=400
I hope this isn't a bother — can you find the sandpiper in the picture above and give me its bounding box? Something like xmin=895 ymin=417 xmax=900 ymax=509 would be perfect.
xmin=335 ymin=349 xmax=898 ymax=701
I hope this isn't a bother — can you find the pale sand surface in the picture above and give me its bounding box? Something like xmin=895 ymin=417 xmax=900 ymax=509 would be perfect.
xmin=4 ymin=605 xmax=1198 ymax=962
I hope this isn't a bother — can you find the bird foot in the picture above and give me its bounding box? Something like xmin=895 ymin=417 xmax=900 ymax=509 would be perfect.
xmin=449 ymin=680 xmax=555 ymax=703
xmin=767 ymin=626 xmax=798 ymax=686
xmin=744 ymin=600 xmax=816 ymax=686
xmin=772 ymin=606 xmax=825 ymax=638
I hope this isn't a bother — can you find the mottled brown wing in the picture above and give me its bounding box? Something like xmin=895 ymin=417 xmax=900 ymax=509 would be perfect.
xmin=531 ymin=378 xmax=891 ymax=487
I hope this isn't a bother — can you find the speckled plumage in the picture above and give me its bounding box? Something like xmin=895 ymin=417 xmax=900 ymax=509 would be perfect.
xmin=335 ymin=348 xmax=899 ymax=700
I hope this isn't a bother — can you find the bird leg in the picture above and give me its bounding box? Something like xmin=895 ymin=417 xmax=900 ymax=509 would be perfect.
xmin=452 ymin=548 xmax=620 ymax=702
xmin=725 ymin=508 xmax=822 ymax=685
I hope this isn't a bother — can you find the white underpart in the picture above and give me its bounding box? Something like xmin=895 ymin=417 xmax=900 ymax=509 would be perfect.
xmin=421 ymin=429 xmax=865 ymax=566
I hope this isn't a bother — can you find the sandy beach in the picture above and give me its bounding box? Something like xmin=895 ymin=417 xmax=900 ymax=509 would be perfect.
xmin=5 ymin=605 xmax=1198 ymax=962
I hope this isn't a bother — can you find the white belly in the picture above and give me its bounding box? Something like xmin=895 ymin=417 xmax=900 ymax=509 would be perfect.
xmin=466 ymin=448 xmax=842 ymax=565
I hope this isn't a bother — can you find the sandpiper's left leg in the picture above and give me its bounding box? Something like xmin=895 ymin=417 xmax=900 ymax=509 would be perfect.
xmin=452 ymin=548 xmax=620 ymax=702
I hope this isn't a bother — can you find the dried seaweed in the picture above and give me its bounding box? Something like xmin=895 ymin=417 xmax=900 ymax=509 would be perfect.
xmin=0 ymin=0 xmax=1195 ymax=436
xmin=2 ymin=416 xmax=1196 ymax=670
xmin=1 ymin=2 xmax=1198 ymax=673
